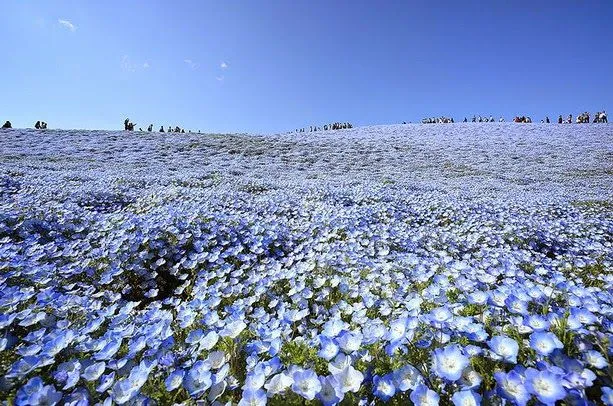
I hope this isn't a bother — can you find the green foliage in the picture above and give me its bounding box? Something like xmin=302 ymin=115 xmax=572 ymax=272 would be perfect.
xmin=279 ymin=340 xmax=328 ymax=376
xmin=458 ymin=304 xmax=486 ymax=317
xmin=470 ymin=355 xmax=504 ymax=391
xmin=446 ymin=288 xmax=461 ymax=302
xmin=564 ymin=260 xmax=608 ymax=289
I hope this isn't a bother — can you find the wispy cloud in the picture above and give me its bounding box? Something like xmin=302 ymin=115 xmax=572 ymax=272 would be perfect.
xmin=143 ymin=62 xmax=150 ymax=69
xmin=121 ymin=55 xmax=137 ymax=72
xmin=220 ymin=61 xmax=228 ymax=69
xmin=184 ymin=59 xmax=199 ymax=69
xmin=58 ymin=19 xmax=77 ymax=32
xmin=216 ymin=75 xmax=225 ymax=82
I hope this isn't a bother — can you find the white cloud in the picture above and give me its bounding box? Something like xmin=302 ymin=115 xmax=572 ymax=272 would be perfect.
xmin=121 ymin=55 xmax=137 ymax=72
xmin=58 ymin=19 xmax=77 ymax=32
xmin=184 ymin=59 xmax=199 ymax=69
xmin=216 ymin=75 xmax=225 ymax=82
xmin=220 ymin=61 xmax=228 ymax=69
xmin=143 ymin=62 xmax=150 ymax=69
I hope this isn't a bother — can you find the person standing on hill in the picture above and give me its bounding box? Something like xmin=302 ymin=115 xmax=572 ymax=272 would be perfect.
xmin=545 ymin=116 xmax=550 ymax=123
xmin=2 ymin=121 xmax=12 ymax=129
xmin=35 ymin=121 xmax=41 ymax=129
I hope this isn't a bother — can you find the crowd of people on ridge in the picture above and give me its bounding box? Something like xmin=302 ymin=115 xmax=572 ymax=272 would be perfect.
xmin=295 ymin=122 xmax=353 ymax=133
xmin=124 ymin=118 xmax=197 ymax=134
xmin=1 ymin=110 xmax=608 ymax=133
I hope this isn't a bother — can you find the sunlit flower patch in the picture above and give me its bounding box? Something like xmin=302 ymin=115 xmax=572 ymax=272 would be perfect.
xmin=0 ymin=125 xmax=611 ymax=405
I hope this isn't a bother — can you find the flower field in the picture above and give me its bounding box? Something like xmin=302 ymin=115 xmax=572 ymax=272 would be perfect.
xmin=0 ymin=123 xmax=612 ymax=405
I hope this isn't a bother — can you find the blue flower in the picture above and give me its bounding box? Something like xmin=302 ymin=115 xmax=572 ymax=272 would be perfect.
xmin=291 ymin=369 xmax=321 ymax=400
xmin=332 ymin=365 xmax=363 ymax=394
xmin=373 ymin=374 xmax=396 ymax=401
xmin=393 ymin=364 xmax=423 ymax=392
xmin=584 ymin=350 xmax=608 ymax=369
xmin=16 ymin=377 xmax=63 ymax=406
xmin=318 ymin=375 xmax=343 ymax=406
xmin=410 ymin=384 xmax=439 ymax=406
xmin=525 ymin=368 xmax=566 ymax=405
xmin=451 ymin=389 xmax=481 ymax=406
xmin=494 ymin=370 xmax=530 ymax=406
xmin=432 ymin=344 xmax=469 ymax=382
xmin=238 ymin=388 xmax=266 ymax=406
xmin=165 ymin=369 xmax=185 ymax=391
xmin=529 ymin=332 xmax=563 ymax=356
xmin=183 ymin=360 xmax=212 ymax=397
xmin=318 ymin=336 xmax=340 ymax=360
xmin=602 ymin=387 xmax=613 ymax=406
xmin=488 ymin=335 xmax=519 ymax=363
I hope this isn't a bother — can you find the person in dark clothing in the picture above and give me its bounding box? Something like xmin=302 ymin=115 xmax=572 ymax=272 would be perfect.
xmin=545 ymin=117 xmax=550 ymax=123
xmin=558 ymin=115 xmax=563 ymax=124
xmin=41 ymin=122 xmax=47 ymax=129
xmin=35 ymin=121 xmax=41 ymax=129
xmin=160 ymin=126 xmax=165 ymax=132
xmin=124 ymin=118 xmax=130 ymax=131
xmin=147 ymin=124 xmax=153 ymax=132
xmin=168 ymin=126 xmax=172 ymax=132
xmin=2 ymin=121 xmax=12 ymax=129
xmin=181 ymin=129 xmax=185 ymax=133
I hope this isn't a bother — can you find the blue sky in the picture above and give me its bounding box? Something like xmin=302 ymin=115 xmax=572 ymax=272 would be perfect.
xmin=2 ymin=1 xmax=612 ymax=133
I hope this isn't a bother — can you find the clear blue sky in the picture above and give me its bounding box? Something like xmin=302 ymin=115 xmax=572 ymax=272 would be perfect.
xmin=2 ymin=1 xmax=612 ymax=133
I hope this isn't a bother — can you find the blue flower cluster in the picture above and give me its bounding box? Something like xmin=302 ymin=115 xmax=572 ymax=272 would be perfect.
xmin=0 ymin=126 xmax=612 ymax=405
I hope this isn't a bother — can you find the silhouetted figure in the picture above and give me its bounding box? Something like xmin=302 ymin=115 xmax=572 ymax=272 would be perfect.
xmin=181 ymin=129 xmax=185 ymax=133
xmin=2 ymin=121 xmax=12 ymax=129
xmin=160 ymin=126 xmax=165 ymax=132
xmin=568 ymin=114 xmax=572 ymax=124
xmin=558 ymin=115 xmax=563 ymax=124
xmin=124 ymin=118 xmax=130 ymax=131
xmin=41 ymin=122 xmax=47 ymax=129
xmin=35 ymin=121 xmax=41 ymax=129
xmin=148 ymin=124 xmax=153 ymax=132
xmin=545 ymin=116 xmax=550 ymax=123
xmin=168 ymin=126 xmax=172 ymax=132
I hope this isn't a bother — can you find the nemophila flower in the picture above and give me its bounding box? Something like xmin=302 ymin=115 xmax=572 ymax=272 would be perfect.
xmin=523 ymin=314 xmax=550 ymax=331
xmin=488 ymin=335 xmax=519 ymax=363
xmin=567 ymin=307 xmax=597 ymax=330
xmin=393 ymin=364 xmax=423 ymax=392
xmin=428 ymin=307 xmax=453 ymax=324
xmin=494 ymin=370 xmax=530 ymax=406
xmin=96 ymin=372 xmax=115 ymax=393
xmin=291 ymin=369 xmax=321 ymax=400
xmin=318 ymin=375 xmax=343 ymax=406
xmin=505 ymin=295 xmax=529 ymax=315
xmin=318 ymin=336 xmax=340 ymax=360
xmin=82 ymin=361 xmax=105 ymax=381
xmin=602 ymin=387 xmax=613 ymax=406
xmin=220 ymin=320 xmax=247 ymax=338
xmin=183 ymin=360 xmax=212 ymax=397
xmin=584 ymin=350 xmax=608 ymax=369
xmin=451 ymin=389 xmax=481 ymax=406
xmin=243 ymin=369 xmax=266 ymax=390
xmin=328 ymin=353 xmax=353 ymax=375
xmin=459 ymin=367 xmax=482 ymax=390
xmin=529 ymin=332 xmax=563 ymax=356
xmin=63 ymin=387 xmax=90 ymax=406
xmin=432 ymin=344 xmax=469 ymax=382
xmin=238 ymin=389 xmax=267 ymax=406
xmin=467 ymin=291 xmax=488 ymax=305
xmin=332 ymin=365 xmax=363 ymax=393
xmin=336 ymin=330 xmax=362 ymax=354
xmin=264 ymin=372 xmax=293 ymax=396
xmin=165 ymin=369 xmax=185 ymax=391
xmin=410 ymin=384 xmax=440 ymax=406
xmin=525 ymin=368 xmax=566 ymax=405
xmin=373 ymin=374 xmax=396 ymax=401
